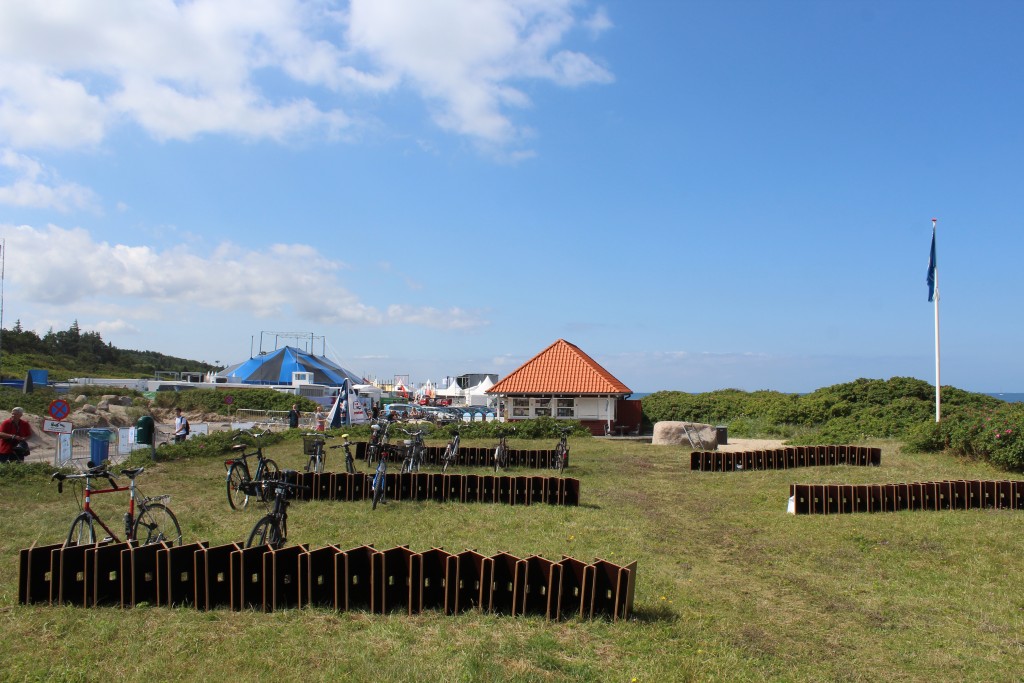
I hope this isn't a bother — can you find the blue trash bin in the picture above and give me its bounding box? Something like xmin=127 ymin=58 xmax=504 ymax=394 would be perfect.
xmin=88 ymin=429 xmax=112 ymax=467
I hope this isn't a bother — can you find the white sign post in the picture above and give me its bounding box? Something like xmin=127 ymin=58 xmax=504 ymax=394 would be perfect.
xmin=43 ymin=419 xmax=73 ymax=434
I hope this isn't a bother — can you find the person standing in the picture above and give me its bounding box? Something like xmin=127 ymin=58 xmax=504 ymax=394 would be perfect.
xmin=315 ymin=406 xmax=326 ymax=432
xmin=173 ymin=408 xmax=189 ymax=444
xmin=0 ymin=407 xmax=32 ymax=462
xmin=288 ymin=404 xmax=301 ymax=429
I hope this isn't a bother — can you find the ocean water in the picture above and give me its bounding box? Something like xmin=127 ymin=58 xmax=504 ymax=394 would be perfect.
xmin=987 ymin=393 xmax=1024 ymax=403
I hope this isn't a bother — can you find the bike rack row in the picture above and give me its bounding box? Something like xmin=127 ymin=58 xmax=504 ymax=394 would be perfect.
xmin=691 ymin=445 xmax=881 ymax=472
xmin=359 ymin=442 xmax=565 ymax=470
xmin=789 ymin=479 xmax=1024 ymax=515
xmin=18 ymin=542 xmax=635 ymax=620
xmin=281 ymin=470 xmax=580 ymax=506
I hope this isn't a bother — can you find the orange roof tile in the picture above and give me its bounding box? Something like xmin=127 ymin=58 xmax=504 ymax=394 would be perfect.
xmin=486 ymin=339 xmax=632 ymax=395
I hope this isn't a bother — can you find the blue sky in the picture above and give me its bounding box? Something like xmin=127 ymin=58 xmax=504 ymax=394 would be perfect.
xmin=1 ymin=0 xmax=1021 ymax=394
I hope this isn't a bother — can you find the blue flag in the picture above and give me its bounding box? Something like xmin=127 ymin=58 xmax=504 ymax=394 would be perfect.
xmin=926 ymin=227 xmax=937 ymax=302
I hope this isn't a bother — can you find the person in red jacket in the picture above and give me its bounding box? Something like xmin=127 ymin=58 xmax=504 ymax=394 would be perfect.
xmin=0 ymin=407 xmax=33 ymax=462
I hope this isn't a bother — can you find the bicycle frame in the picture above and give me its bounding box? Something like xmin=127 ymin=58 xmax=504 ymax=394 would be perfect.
xmin=63 ymin=471 xmax=136 ymax=543
xmin=400 ymin=428 xmax=427 ymax=472
xmin=224 ymin=445 xmax=273 ymax=479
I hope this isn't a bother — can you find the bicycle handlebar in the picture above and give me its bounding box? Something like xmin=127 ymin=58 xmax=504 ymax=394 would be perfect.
xmin=233 ymin=428 xmax=270 ymax=441
xmin=52 ymin=468 xmax=119 ymax=491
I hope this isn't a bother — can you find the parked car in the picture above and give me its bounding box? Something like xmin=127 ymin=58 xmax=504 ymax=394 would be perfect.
xmin=382 ymin=403 xmax=419 ymax=419
xmin=420 ymin=406 xmax=458 ymax=423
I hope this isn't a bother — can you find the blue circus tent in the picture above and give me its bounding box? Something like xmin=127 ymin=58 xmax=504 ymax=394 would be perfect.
xmin=219 ymin=346 xmax=362 ymax=387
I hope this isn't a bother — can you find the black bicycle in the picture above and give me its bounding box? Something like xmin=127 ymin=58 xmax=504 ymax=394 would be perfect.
xmin=303 ymin=432 xmax=334 ymax=474
xmin=225 ymin=429 xmax=279 ymax=510
xmin=492 ymin=427 xmax=513 ymax=472
xmin=400 ymin=428 xmax=428 ymax=474
xmin=441 ymin=426 xmax=461 ymax=473
xmin=245 ymin=475 xmax=309 ymax=549
xmin=334 ymin=434 xmax=356 ymax=474
xmin=370 ymin=457 xmax=387 ymax=510
xmin=365 ymin=418 xmax=392 ymax=469
xmin=552 ymin=427 xmax=571 ymax=474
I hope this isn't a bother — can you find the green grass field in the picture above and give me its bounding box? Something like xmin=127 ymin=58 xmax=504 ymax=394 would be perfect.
xmin=2 ymin=436 xmax=1023 ymax=682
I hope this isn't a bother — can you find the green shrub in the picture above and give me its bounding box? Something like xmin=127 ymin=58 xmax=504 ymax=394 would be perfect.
xmin=125 ymin=428 xmax=287 ymax=466
xmin=642 ymin=378 xmax=1023 ymax=471
xmin=902 ymin=421 xmax=944 ymax=452
xmin=152 ymin=388 xmax=318 ymax=415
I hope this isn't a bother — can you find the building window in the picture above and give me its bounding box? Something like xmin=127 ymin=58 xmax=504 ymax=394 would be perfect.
xmin=533 ymin=397 xmax=551 ymax=417
xmin=556 ymin=398 xmax=575 ymax=418
xmin=512 ymin=398 xmax=530 ymax=417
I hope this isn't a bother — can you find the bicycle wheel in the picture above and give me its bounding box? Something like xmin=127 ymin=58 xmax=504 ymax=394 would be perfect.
xmin=493 ymin=445 xmax=503 ymax=472
xmin=372 ymin=477 xmax=384 ymax=510
xmin=227 ymin=464 xmax=249 ymax=510
xmin=256 ymin=459 xmax=279 ymax=504
xmin=66 ymin=512 xmax=96 ymax=546
xmin=247 ymin=515 xmax=283 ymax=549
xmin=134 ymin=503 xmax=182 ymax=546
xmin=314 ymin=448 xmax=325 ymax=474
xmin=441 ymin=445 xmax=453 ymax=473
xmin=345 ymin=453 xmax=355 ymax=474
xmin=260 ymin=458 xmax=280 ymax=481
xmin=555 ymin=445 xmax=566 ymax=475
xmin=366 ymin=444 xmax=378 ymax=469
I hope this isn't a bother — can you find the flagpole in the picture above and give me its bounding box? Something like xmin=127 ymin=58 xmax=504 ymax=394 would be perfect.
xmin=931 ymin=218 xmax=941 ymax=422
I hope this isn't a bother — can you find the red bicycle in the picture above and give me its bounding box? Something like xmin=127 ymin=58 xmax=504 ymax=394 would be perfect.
xmin=52 ymin=466 xmax=182 ymax=546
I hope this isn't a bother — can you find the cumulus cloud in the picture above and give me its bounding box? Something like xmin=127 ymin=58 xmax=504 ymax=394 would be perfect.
xmin=347 ymin=0 xmax=613 ymax=147
xmin=0 ymin=0 xmax=611 ymax=152
xmin=0 ymin=223 xmax=488 ymax=330
xmin=0 ymin=149 xmax=99 ymax=212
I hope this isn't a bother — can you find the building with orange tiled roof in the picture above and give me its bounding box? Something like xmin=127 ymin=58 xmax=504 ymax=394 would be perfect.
xmin=486 ymin=339 xmax=640 ymax=435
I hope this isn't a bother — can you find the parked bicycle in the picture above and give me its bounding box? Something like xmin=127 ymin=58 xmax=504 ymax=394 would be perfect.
xmin=441 ymin=425 xmax=461 ymax=473
xmin=370 ymin=456 xmax=387 ymax=510
xmin=333 ymin=434 xmax=356 ymax=474
xmin=552 ymin=426 xmax=572 ymax=474
xmin=53 ymin=466 xmax=182 ymax=547
xmin=365 ymin=418 xmax=392 ymax=469
xmin=244 ymin=474 xmax=310 ymax=549
xmin=400 ymin=427 xmax=428 ymax=474
xmin=225 ymin=429 xmax=279 ymax=510
xmin=492 ymin=427 xmax=514 ymax=472
xmin=303 ymin=432 xmax=334 ymax=474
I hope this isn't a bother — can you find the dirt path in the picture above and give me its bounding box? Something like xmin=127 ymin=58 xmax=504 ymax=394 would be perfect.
xmin=716 ymin=437 xmax=787 ymax=452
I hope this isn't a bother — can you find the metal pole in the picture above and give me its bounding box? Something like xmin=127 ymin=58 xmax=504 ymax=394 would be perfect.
xmin=931 ymin=218 xmax=941 ymax=423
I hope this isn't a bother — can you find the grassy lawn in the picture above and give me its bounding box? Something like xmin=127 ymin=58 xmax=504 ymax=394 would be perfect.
xmin=1 ymin=436 xmax=1022 ymax=682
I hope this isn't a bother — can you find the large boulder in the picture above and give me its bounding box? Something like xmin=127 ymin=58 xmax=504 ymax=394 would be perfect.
xmin=652 ymin=421 xmax=718 ymax=449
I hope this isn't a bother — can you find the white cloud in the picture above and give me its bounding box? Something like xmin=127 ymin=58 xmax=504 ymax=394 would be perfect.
xmin=584 ymin=6 xmax=613 ymax=38
xmin=347 ymin=0 xmax=613 ymax=147
xmin=0 ymin=149 xmax=99 ymax=212
xmin=0 ymin=0 xmax=612 ymax=152
xmin=0 ymin=223 xmax=489 ymax=331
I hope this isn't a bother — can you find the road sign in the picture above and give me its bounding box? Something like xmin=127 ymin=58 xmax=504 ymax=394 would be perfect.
xmin=48 ymin=399 xmax=71 ymax=420
xmin=42 ymin=419 xmax=73 ymax=434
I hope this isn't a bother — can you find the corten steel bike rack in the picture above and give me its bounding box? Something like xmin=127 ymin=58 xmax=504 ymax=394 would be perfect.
xmin=280 ymin=471 xmax=579 ymax=506
xmin=21 ymin=542 xmax=637 ymax=620
xmin=789 ymin=479 xmax=1024 ymax=515
xmin=359 ymin=442 xmax=565 ymax=470
xmin=691 ymin=445 xmax=882 ymax=472
xmin=158 ymin=541 xmax=208 ymax=607
xmin=194 ymin=542 xmax=240 ymax=610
